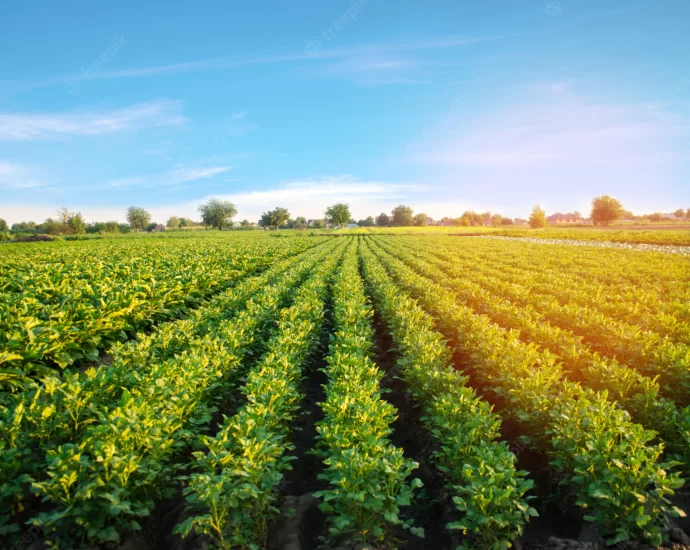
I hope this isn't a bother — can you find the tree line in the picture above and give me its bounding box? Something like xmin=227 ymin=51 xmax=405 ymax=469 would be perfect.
xmin=2 ymin=196 xmax=689 ymax=238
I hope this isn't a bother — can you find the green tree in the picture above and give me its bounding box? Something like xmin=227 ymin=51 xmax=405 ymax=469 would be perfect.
xmin=500 ymin=217 xmax=513 ymax=225
xmin=11 ymin=221 xmax=37 ymax=234
xmin=358 ymin=216 xmax=375 ymax=227
xmin=529 ymin=205 xmax=547 ymax=229
xmin=311 ymin=219 xmax=324 ymax=228
xmin=68 ymin=213 xmax=86 ymax=234
xmin=167 ymin=216 xmax=181 ymax=229
xmin=259 ymin=207 xmax=290 ymax=229
xmin=674 ymin=208 xmax=685 ymax=218
xmin=127 ymin=206 xmax=152 ymax=231
xmin=686 ymin=209 xmax=690 ymax=219
xmin=294 ymin=216 xmax=307 ymax=229
xmin=590 ymin=195 xmax=624 ymax=226
xmin=240 ymin=219 xmax=252 ymax=227
xmin=199 ymin=199 xmax=238 ymax=230
xmin=104 ymin=221 xmax=121 ymax=233
xmin=39 ymin=218 xmax=66 ymax=235
xmin=0 ymin=218 xmax=8 ymax=232
xmin=57 ymin=207 xmax=71 ymax=225
xmin=376 ymin=213 xmax=390 ymax=227
xmin=491 ymin=214 xmax=503 ymax=226
xmin=460 ymin=210 xmax=483 ymax=226
xmin=391 ymin=205 xmax=414 ymax=226
xmin=180 ymin=217 xmax=195 ymax=227
xmin=647 ymin=212 xmax=663 ymax=222
xmin=325 ymin=203 xmax=351 ymax=228
xmin=413 ymin=213 xmax=428 ymax=226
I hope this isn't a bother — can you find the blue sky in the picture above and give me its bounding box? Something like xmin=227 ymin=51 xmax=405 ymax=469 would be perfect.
xmin=1 ymin=0 xmax=689 ymax=224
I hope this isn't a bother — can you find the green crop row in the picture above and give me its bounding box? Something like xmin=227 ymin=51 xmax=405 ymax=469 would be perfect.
xmin=313 ymin=240 xmax=421 ymax=545
xmin=382 ymin=236 xmax=690 ymax=405
xmin=372 ymin=237 xmax=690 ymax=469
xmin=174 ymin=239 xmax=345 ymax=549
xmin=359 ymin=239 xmax=537 ymax=549
xmin=1 ymin=239 xmax=343 ymax=547
xmin=366 ymin=237 xmax=684 ymax=546
xmin=407 ymin=236 xmax=690 ymax=339
xmin=0 ymin=238 xmax=342 ymax=541
xmin=0 ymin=234 xmax=319 ymax=383
xmin=391 ymin=235 xmax=690 ymax=332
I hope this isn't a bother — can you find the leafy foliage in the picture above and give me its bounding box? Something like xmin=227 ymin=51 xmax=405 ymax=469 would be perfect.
xmin=591 ymin=195 xmax=624 ymax=226
xmin=325 ymin=203 xmax=351 ymax=228
xmin=528 ymin=205 xmax=547 ymax=228
xmin=313 ymin=241 xmax=422 ymax=545
xmin=174 ymin=239 xmax=345 ymax=549
xmin=366 ymin=236 xmax=685 ymax=545
xmin=361 ymin=240 xmax=537 ymax=548
xmin=199 ymin=199 xmax=238 ymax=230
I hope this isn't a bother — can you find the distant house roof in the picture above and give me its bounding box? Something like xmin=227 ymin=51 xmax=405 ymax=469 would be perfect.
xmin=547 ymin=212 xmax=581 ymax=221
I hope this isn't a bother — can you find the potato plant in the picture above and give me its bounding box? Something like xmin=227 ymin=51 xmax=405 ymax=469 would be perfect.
xmin=174 ymin=239 xmax=345 ymax=549
xmin=313 ymin=241 xmax=422 ymax=545
xmin=360 ymin=240 xmax=537 ymax=549
xmin=366 ymin=237 xmax=685 ymax=546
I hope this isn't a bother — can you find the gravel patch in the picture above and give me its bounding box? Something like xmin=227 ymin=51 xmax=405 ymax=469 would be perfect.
xmin=480 ymin=236 xmax=690 ymax=256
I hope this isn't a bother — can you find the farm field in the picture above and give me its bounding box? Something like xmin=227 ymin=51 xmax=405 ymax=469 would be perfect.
xmin=1 ymin=232 xmax=690 ymax=550
xmin=331 ymin=225 xmax=690 ymax=247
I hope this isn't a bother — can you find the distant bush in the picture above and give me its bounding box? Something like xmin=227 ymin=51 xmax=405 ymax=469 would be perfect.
xmin=15 ymin=234 xmax=56 ymax=242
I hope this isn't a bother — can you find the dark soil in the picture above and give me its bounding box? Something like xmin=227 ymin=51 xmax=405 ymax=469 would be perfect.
xmin=267 ymin=315 xmax=332 ymax=550
xmin=369 ymin=311 xmax=456 ymax=550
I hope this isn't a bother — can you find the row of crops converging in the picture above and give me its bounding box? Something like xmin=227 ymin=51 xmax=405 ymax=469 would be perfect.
xmin=1 ymin=232 xmax=690 ymax=549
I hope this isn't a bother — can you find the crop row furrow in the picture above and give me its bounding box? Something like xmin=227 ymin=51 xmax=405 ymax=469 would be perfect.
xmin=365 ymin=237 xmax=684 ymax=546
xmin=360 ymin=239 xmax=538 ymax=548
xmin=173 ymin=239 xmax=346 ymax=549
xmin=379 ymin=238 xmax=690 ymax=403
xmin=2 ymin=239 xmax=344 ymax=546
xmin=0 ymin=236 xmax=319 ymax=381
xmin=373 ymin=236 xmax=690 ymax=469
xmin=389 ymin=236 xmax=690 ymax=337
xmin=313 ymin=239 xmax=421 ymax=545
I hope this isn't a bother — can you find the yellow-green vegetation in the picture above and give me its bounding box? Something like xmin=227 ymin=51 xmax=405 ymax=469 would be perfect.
xmin=1 ymin=231 xmax=689 ymax=549
xmin=327 ymin=224 xmax=690 ymax=246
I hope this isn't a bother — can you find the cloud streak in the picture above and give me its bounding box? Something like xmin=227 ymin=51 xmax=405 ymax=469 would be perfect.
xmin=408 ymin=90 xmax=690 ymax=168
xmin=0 ymin=101 xmax=187 ymax=141
xmin=0 ymin=162 xmax=47 ymax=188
xmin=104 ymin=166 xmax=231 ymax=189
xmin=1 ymin=175 xmax=435 ymax=224
xmin=201 ymin=175 xmax=432 ymax=220
xmin=4 ymin=35 xmax=500 ymax=93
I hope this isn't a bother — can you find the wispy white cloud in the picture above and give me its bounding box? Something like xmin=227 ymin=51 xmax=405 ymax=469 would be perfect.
xmin=202 ymin=175 xmax=431 ymax=220
xmin=0 ymin=162 xmax=47 ymax=188
xmin=304 ymin=55 xmax=433 ymax=86
xmin=0 ymin=100 xmax=187 ymax=141
xmin=104 ymin=166 xmax=231 ymax=189
xmin=1 ymin=175 xmax=436 ymax=225
xmin=407 ymin=88 xmax=690 ymax=168
xmin=3 ymin=36 xmax=500 ymax=94
xmin=168 ymin=166 xmax=231 ymax=185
